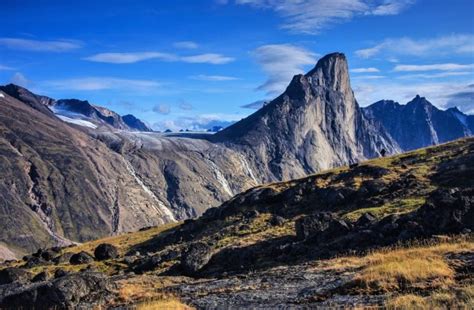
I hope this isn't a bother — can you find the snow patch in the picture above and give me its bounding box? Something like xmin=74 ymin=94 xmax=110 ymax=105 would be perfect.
xmin=239 ymin=154 xmax=258 ymax=183
xmin=0 ymin=93 xmax=5 ymax=98
xmin=56 ymin=115 xmax=98 ymax=129
xmin=205 ymin=158 xmax=234 ymax=197
xmin=123 ymin=158 xmax=177 ymax=222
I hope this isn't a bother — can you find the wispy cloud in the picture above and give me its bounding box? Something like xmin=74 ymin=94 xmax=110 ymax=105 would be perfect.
xmin=44 ymin=77 xmax=161 ymax=91
xmin=84 ymin=52 xmax=234 ymax=64
xmin=152 ymin=113 xmax=242 ymax=131
xmin=351 ymin=67 xmax=380 ymax=73
xmin=10 ymin=72 xmax=30 ymax=87
xmin=253 ymin=44 xmax=317 ymax=95
xmin=180 ymin=53 xmax=234 ymax=64
xmin=0 ymin=38 xmax=82 ymax=52
xmin=230 ymin=0 xmax=415 ymax=34
xmin=173 ymin=41 xmax=199 ymax=49
xmin=445 ymin=84 xmax=474 ymax=114
xmin=397 ymin=72 xmax=472 ymax=79
xmin=352 ymin=75 xmax=386 ymax=80
xmin=178 ymin=100 xmax=193 ymax=110
xmin=241 ymin=99 xmax=270 ymax=109
xmin=0 ymin=64 xmax=15 ymax=71
xmin=394 ymin=63 xmax=474 ymax=72
xmin=190 ymin=74 xmax=239 ymax=81
xmin=356 ymin=34 xmax=474 ymax=58
xmin=153 ymin=104 xmax=171 ymax=114
xmin=83 ymin=52 xmax=177 ymax=64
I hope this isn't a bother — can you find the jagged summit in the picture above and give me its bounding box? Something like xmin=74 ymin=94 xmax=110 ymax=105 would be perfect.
xmin=212 ymin=52 xmax=399 ymax=181
xmin=306 ymin=52 xmax=351 ymax=94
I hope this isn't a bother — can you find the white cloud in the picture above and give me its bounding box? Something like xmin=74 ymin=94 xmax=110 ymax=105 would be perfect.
xmin=351 ymin=67 xmax=380 ymax=73
xmin=352 ymin=75 xmax=386 ymax=80
xmin=241 ymin=99 xmax=270 ymax=109
xmin=356 ymin=34 xmax=474 ymax=58
xmin=84 ymin=52 xmax=177 ymax=64
xmin=394 ymin=63 xmax=474 ymax=72
xmin=0 ymin=38 xmax=82 ymax=52
xmin=152 ymin=113 xmax=243 ymax=131
xmin=83 ymin=52 xmax=234 ymax=64
xmin=397 ymin=72 xmax=472 ymax=79
xmin=173 ymin=41 xmax=199 ymax=49
xmin=180 ymin=53 xmax=234 ymax=64
xmin=178 ymin=100 xmax=193 ymax=110
xmin=153 ymin=104 xmax=171 ymax=115
xmin=253 ymin=44 xmax=317 ymax=95
xmin=232 ymin=0 xmax=415 ymax=34
xmin=0 ymin=64 xmax=14 ymax=71
xmin=10 ymin=72 xmax=30 ymax=87
xmin=190 ymin=74 xmax=239 ymax=81
xmin=44 ymin=77 xmax=161 ymax=91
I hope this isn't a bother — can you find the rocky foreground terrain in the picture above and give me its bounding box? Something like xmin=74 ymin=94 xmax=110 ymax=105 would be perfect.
xmin=0 ymin=137 xmax=472 ymax=309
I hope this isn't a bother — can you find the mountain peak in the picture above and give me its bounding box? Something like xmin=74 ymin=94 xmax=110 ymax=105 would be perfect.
xmin=305 ymin=52 xmax=350 ymax=94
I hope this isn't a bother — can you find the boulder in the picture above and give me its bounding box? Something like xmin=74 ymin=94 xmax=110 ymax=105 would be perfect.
xmin=70 ymin=251 xmax=94 ymax=265
xmin=54 ymin=269 xmax=69 ymax=278
xmin=32 ymin=271 xmax=50 ymax=283
xmin=355 ymin=212 xmax=377 ymax=227
xmin=269 ymin=215 xmax=285 ymax=226
xmin=94 ymin=243 xmax=119 ymax=261
xmin=130 ymin=255 xmax=162 ymax=274
xmin=295 ymin=212 xmax=351 ymax=242
xmin=22 ymin=256 xmax=51 ymax=268
xmin=0 ymin=267 xmax=30 ymax=285
xmin=0 ymin=272 xmax=114 ymax=309
xmin=180 ymin=242 xmax=213 ymax=276
xmin=53 ymin=252 xmax=74 ymax=265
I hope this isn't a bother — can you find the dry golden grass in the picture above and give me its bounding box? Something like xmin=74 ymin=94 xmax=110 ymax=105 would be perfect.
xmin=351 ymin=238 xmax=473 ymax=292
xmin=136 ymin=299 xmax=194 ymax=310
xmin=385 ymin=294 xmax=428 ymax=310
xmin=65 ymin=222 xmax=180 ymax=256
xmin=114 ymin=275 xmax=193 ymax=309
xmin=386 ymin=285 xmax=474 ymax=309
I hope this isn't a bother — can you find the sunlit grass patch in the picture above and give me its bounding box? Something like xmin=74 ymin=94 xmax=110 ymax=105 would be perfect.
xmin=350 ymin=238 xmax=474 ymax=292
xmin=342 ymin=197 xmax=425 ymax=222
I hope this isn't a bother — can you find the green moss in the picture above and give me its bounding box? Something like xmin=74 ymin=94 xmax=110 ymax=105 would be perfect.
xmin=343 ymin=197 xmax=426 ymax=222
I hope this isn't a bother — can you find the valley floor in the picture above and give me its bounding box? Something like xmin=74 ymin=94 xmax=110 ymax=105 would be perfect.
xmin=111 ymin=236 xmax=473 ymax=309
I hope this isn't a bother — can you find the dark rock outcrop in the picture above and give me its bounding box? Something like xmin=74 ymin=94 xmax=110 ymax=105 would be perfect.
xmin=181 ymin=242 xmax=214 ymax=276
xmin=94 ymin=244 xmax=119 ymax=261
xmin=0 ymin=268 xmax=30 ymax=285
xmin=69 ymin=252 xmax=94 ymax=265
xmin=0 ymin=272 xmax=114 ymax=309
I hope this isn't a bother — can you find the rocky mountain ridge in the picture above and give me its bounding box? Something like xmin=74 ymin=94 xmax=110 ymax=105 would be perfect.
xmin=0 ymin=84 xmax=152 ymax=132
xmin=363 ymin=95 xmax=474 ymax=150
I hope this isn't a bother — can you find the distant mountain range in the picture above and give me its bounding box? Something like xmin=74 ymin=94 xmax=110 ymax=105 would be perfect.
xmin=0 ymin=52 xmax=472 ymax=258
xmin=363 ymin=96 xmax=474 ymax=151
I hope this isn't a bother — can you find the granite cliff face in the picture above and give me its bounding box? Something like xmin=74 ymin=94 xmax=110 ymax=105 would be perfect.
xmin=363 ymin=96 xmax=473 ymax=151
xmin=212 ymin=53 xmax=399 ymax=181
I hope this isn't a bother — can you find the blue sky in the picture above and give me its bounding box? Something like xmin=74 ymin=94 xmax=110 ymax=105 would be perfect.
xmin=1 ymin=0 xmax=473 ymax=130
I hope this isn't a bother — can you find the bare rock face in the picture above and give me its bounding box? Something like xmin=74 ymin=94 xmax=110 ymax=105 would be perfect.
xmin=212 ymin=53 xmax=399 ymax=181
xmin=363 ymin=97 xmax=473 ymax=151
